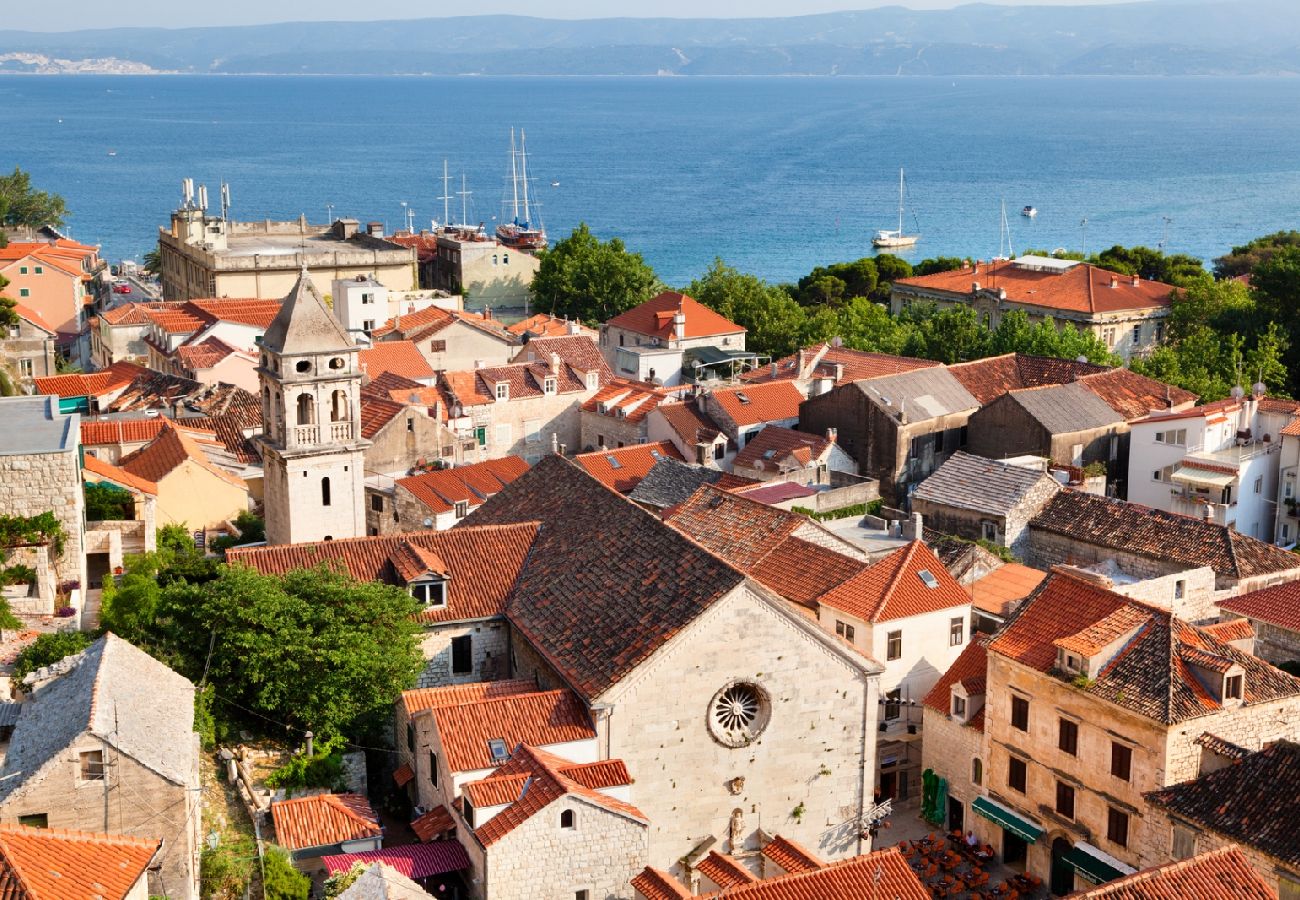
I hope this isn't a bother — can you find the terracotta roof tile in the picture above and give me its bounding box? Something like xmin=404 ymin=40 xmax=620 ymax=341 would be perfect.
xmin=396 ymin=457 xmax=528 ymax=515
xmin=1219 ymin=580 xmax=1300 ymax=633
xmin=271 ymin=793 xmax=381 ymax=852
xmin=401 ymin=680 xmax=537 ymax=716
xmin=185 ymin=298 xmax=282 ymax=328
xmin=229 ymin=524 xmax=538 ymax=625
xmin=359 ymin=395 xmax=406 ymax=440
xmin=321 ymin=841 xmax=470 ymax=881
xmin=0 ymin=824 xmax=160 ymax=900
xmin=99 ymin=301 xmax=177 ymax=326
xmin=117 ymin=419 xmax=247 ymax=490
xmin=817 ymin=541 xmax=970 ymax=623
xmin=760 ymin=835 xmax=824 ymax=874
xmin=744 ymin=343 xmax=938 ymax=386
xmin=697 ymin=851 xmax=757 ymax=888
xmin=701 ymin=846 xmax=928 ymax=899
xmin=1078 ymin=368 xmax=1197 ymax=420
xmin=80 ymin=417 xmax=215 ymax=447
xmin=427 ymin=688 xmax=595 ymax=772
xmin=710 ymin=381 xmax=804 ymax=427
xmin=897 ymin=260 xmax=1174 ymax=315
xmin=519 ymin=335 xmax=613 ymax=377
xmin=575 ymin=441 xmax=685 ymax=493
xmin=749 ymin=536 xmax=863 ymax=608
xmin=581 ymin=378 xmax=682 ymax=425
xmin=947 ymin=353 xmax=1107 ymax=406
xmin=506 ymin=313 xmax=595 ymax=339
xmin=32 ymin=361 xmax=149 ymax=399
xmin=371 ymin=304 xmax=454 ymax=339
xmin=1071 ymin=846 xmax=1276 ymax=899
xmin=360 ymin=341 xmax=436 ymax=381
xmin=174 ymin=335 xmax=243 ymax=371
xmin=604 ymin=291 xmax=744 ymax=340
xmin=655 ymin=399 xmax=724 ymax=446
xmin=922 ymin=636 xmax=990 ymax=728
xmin=664 ymin=485 xmax=804 ymax=570
xmin=11 ymin=303 xmax=56 ymax=335
xmin=82 ymin=452 xmax=158 ymax=496
xmin=631 ymin=868 xmax=694 ymax=900
xmin=733 ymin=427 xmax=834 ymax=472
xmin=1192 ymin=732 xmax=1251 ymax=761
xmin=968 ymin=563 xmax=1047 ymax=617
xmin=410 ymin=805 xmax=454 ymax=842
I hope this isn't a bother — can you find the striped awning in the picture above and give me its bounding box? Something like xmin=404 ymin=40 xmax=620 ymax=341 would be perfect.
xmin=1061 ymin=843 xmax=1135 ymax=885
xmin=972 ymin=796 xmax=1043 ymax=843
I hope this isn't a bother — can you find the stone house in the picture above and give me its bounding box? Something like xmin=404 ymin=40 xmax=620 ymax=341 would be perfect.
xmin=967 ymin=563 xmax=1047 ymax=633
xmin=729 ymin=426 xmax=858 ymax=487
xmin=798 ymin=366 xmax=980 ymax=507
xmin=574 ymin=441 xmax=685 ymax=494
xmin=698 ymin=380 xmax=805 ymax=449
xmin=1 ymin=303 xmax=57 ymax=390
xmin=0 ymin=824 xmax=161 ymax=900
xmin=1027 ymin=489 xmax=1300 ymax=597
xmin=369 ymin=305 xmax=517 ymax=374
xmin=965 ymin=383 xmax=1128 ymax=489
xmin=891 ymin=257 xmax=1175 ymax=363
xmin=932 ymin=571 xmax=1300 ymax=895
xmin=0 ymin=395 xmax=85 ymax=592
xmin=89 ymin=301 xmax=178 ymax=368
xmin=270 ymin=793 xmax=382 ymax=878
xmin=1217 ymin=580 xmax=1300 ymax=667
xmin=0 ymin=634 xmax=200 ymax=899
xmin=376 ymin=457 xmax=530 ymax=535
xmin=140 ymin=298 xmax=282 ymax=378
xmin=358 ymin=392 xmax=458 ymax=478
xmin=599 ymin=291 xmax=747 ymax=387
xmin=920 ymin=636 xmax=991 ymax=836
xmin=1142 ymin=741 xmax=1300 ymax=897
xmin=81 ymin=454 xmax=158 ymax=589
xmin=646 ymin=398 xmax=732 ymax=468
xmin=579 ymin=377 xmax=684 ymax=452
xmin=911 ymin=452 xmax=1062 ymax=558
xmin=32 ymin=361 xmax=150 ymax=416
xmin=407 ymin=226 xmax=539 ymax=308
xmin=116 ymin=419 xmax=249 ymax=535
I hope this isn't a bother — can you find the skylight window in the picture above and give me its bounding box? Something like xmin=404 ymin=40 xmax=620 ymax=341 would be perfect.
xmin=608 ymin=457 xmax=623 ymax=469
xmin=487 ymin=739 xmax=510 ymax=764
xmin=736 ymin=392 xmax=751 ymax=404
xmin=918 ymin=569 xmax=940 ymax=589
xmin=650 ymin=450 xmax=662 ymax=460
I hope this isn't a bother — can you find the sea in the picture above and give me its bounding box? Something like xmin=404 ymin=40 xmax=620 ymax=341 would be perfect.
xmin=2 ymin=75 xmax=1299 ymax=285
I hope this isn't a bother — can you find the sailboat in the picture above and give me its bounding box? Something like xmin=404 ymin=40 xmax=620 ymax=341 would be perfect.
xmin=496 ymin=128 xmax=547 ymax=251
xmin=872 ymin=168 xmax=920 ymax=249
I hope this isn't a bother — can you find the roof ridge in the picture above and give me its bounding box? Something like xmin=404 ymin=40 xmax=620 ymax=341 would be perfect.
xmin=871 ymin=541 xmax=920 ymax=620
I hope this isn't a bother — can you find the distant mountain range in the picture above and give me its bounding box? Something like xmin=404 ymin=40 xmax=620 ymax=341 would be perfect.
xmin=2 ymin=0 xmax=1298 ymax=77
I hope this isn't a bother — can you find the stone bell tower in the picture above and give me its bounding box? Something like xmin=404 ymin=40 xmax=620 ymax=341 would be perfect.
xmin=256 ymin=268 xmax=370 ymax=545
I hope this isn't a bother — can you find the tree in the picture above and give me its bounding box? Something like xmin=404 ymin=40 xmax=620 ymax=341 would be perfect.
xmin=12 ymin=631 xmax=92 ymax=683
xmin=1214 ymin=230 xmax=1300 ymax=279
xmin=151 ymin=564 xmax=424 ymax=741
xmin=1091 ymin=244 xmax=1206 ymax=287
xmin=530 ymin=223 xmax=659 ymax=323
xmin=833 ymin=297 xmax=911 ymax=355
xmin=0 ymin=273 xmax=16 ymax=330
xmin=913 ymin=257 xmax=965 ymax=277
xmin=211 ymin=511 xmax=265 ymax=554
xmin=142 ymin=246 xmax=162 ymax=275
xmin=686 ymin=260 xmax=809 ymax=359
xmin=0 ymin=168 xmax=67 ymax=229
xmin=900 ymin=305 xmax=991 ymax=363
xmin=261 ymin=846 xmax=311 ymax=900
xmin=84 ymin=482 xmax=134 ymax=521
xmin=795 ymin=258 xmax=878 ymax=306
xmin=0 ymin=597 xmax=20 ymax=632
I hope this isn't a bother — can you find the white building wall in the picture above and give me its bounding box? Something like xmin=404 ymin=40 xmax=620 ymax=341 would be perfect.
xmin=331 ymin=278 xmax=388 ymax=337
xmin=1127 ymin=419 xmax=1208 ymax=511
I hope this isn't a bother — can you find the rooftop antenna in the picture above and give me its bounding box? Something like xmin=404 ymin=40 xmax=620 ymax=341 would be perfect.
xmin=439 ymin=160 xmax=452 ymax=228
xmin=182 ymin=178 xmax=194 ymax=208
xmin=1080 ymin=217 xmax=1089 ymax=258
xmin=458 ymin=173 xmax=472 ymax=229
xmin=326 ymin=203 xmax=335 ymax=224
xmin=197 ymin=184 xmax=209 ymax=212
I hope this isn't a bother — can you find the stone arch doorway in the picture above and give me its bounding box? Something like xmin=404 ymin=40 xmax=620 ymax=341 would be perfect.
xmin=1050 ymin=836 xmax=1074 ymax=896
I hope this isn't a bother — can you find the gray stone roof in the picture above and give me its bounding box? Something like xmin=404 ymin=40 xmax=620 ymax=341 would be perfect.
xmin=0 ymin=634 xmax=197 ymax=802
xmin=0 ymin=396 xmax=78 ymax=456
xmin=261 ymin=268 xmax=354 ymax=355
xmin=913 ymin=451 xmax=1059 ymax=517
xmin=627 ymin=458 xmax=726 ymax=509
xmin=337 ymin=862 xmax=432 ymax=899
xmin=853 ymin=367 xmax=979 ymax=421
xmin=1006 ymin=381 xmax=1125 ymax=433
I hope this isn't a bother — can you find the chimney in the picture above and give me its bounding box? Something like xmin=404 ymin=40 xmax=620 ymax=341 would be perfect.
xmin=367 ymin=221 xmax=384 ymax=237
xmin=826 ymin=427 xmax=838 ymax=443
xmin=972 ymin=281 xmax=981 ymax=292
xmin=998 ymin=288 xmax=1007 ymax=300
xmin=673 ymin=310 xmax=686 ymax=343
xmin=550 ymin=351 xmax=562 ymax=372
xmin=567 ymin=319 xmax=581 ymax=335
xmin=770 ymin=361 xmax=778 ymax=378
xmin=1110 ymin=277 xmax=1118 ymax=289
xmin=833 ymin=362 xmax=845 ymax=382
xmin=551 ymin=433 xmax=559 ymax=454
xmin=474 ymin=359 xmax=486 ymax=369
xmin=1132 ymin=275 xmax=1140 ymax=286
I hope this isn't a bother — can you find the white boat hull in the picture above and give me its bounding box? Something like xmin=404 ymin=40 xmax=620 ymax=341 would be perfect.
xmin=873 ymin=235 xmax=919 ymax=248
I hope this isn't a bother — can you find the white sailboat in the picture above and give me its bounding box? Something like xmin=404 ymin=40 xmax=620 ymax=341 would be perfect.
xmin=872 ymin=168 xmax=920 ymax=249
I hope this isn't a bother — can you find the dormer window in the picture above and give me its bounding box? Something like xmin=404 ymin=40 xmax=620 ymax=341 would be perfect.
xmin=410 ymin=579 xmax=448 ymax=608
xmin=454 ymin=500 xmax=469 ymax=519
xmin=543 ymin=376 xmax=557 ymax=394
xmin=487 ymin=739 xmax=509 ymax=764
xmin=495 ymin=383 xmax=509 ymax=401
xmin=586 ymin=372 xmax=598 ymax=390
xmin=1224 ymin=673 xmax=1243 ymax=701
xmin=951 ymin=695 xmax=967 ymax=719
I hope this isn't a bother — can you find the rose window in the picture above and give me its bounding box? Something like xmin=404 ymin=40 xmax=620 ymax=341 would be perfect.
xmin=708 ymin=682 xmax=770 ymax=747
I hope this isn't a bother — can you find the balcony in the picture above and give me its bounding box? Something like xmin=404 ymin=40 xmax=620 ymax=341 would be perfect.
xmin=329 ymin=421 xmax=354 ymax=441
xmin=293 ymin=424 xmax=320 ymax=445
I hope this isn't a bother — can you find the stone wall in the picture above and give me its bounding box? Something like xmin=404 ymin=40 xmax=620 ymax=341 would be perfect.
xmin=1232 ymin=619 xmax=1300 ymax=665
xmin=1026 ymin=529 xmax=1187 ymax=583
xmin=0 ymin=447 xmax=85 ymax=590
xmin=1161 ymin=694 xmax=1300 ymax=786
xmin=920 ymin=708 xmax=988 ymax=836
xmin=417 ymin=620 xmax=510 ymax=688
xmin=364 ymin=410 xmax=457 ymax=477
xmin=578 ymin=409 xmax=645 ymax=454
xmin=1139 ymin=804 xmax=1300 ymax=896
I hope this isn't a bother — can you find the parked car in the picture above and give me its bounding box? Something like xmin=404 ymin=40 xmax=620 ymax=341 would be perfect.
xmin=112 ymin=282 xmax=131 ymax=294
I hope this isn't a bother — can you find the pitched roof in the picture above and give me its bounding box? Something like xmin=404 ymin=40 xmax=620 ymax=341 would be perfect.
xmin=749 ymin=536 xmax=864 ymax=608
xmin=0 ymin=825 xmax=160 ymax=900
xmin=32 ymin=360 xmax=148 ymax=399
xmin=1002 ymin=381 xmax=1126 ymax=433
xmin=395 ymin=458 xmax=530 ymax=515
xmin=82 ymin=452 xmax=158 ymax=495
xmin=697 ymin=851 xmax=757 ymax=888
xmin=851 ymin=367 xmax=980 ymax=420
xmin=1219 ymin=580 xmax=1300 ymax=633
xmin=400 ymin=679 xmax=538 ymax=716
xmin=261 ymin=270 xmax=353 ymax=355
xmin=359 ymin=395 xmax=406 ymax=440
xmin=1070 ymin=847 xmax=1276 ymax=900
xmin=1145 ymin=741 xmax=1300 ymax=867
xmin=519 ymin=335 xmax=612 ymax=376
xmin=102 ymin=369 xmax=201 ymax=414
xmin=117 ymin=419 xmax=247 ymax=490
xmin=947 ymin=353 xmax=1108 ymax=406
xmin=990 ymin=572 xmax=1300 ymax=724
xmin=664 ymin=485 xmax=804 ymax=570
xmin=11 ymin=303 xmax=56 ymax=335
xmin=626 ymin=457 xmax=732 ymax=509
xmin=709 ymin=381 xmax=804 ymax=427
xmin=655 ymin=399 xmax=724 ymax=446
xmin=180 ymin=297 xmax=283 ymax=329
xmin=506 ymin=312 xmax=594 ymax=339
xmin=1197 ymin=618 xmax=1255 ymax=643
xmin=819 ymin=540 xmax=970 ymax=622
xmin=99 ymin=301 xmax=177 ymax=326
xmin=913 ymin=452 xmax=1058 ymax=517
xmin=1077 ymin=367 xmax=1197 ymax=420
xmin=321 ymin=843 xmax=470 ymax=882
xmin=360 ymin=341 xmax=436 ymax=381
xmin=271 ymin=793 xmax=381 ymax=852
xmin=733 ymin=426 xmax=835 ymax=472
xmin=469 ymin=745 xmax=646 ymax=846
xmin=332 ymin=860 xmax=437 ymax=900
xmin=968 ymin=562 xmax=1047 ymax=617
xmin=745 ymin=343 xmax=938 ymax=386
xmin=604 ymin=291 xmax=744 ymax=340
xmin=0 ymin=634 xmax=196 ymax=802
xmin=409 ymin=805 xmax=454 ymax=842
xmin=581 ymin=378 xmax=680 ymax=424
xmin=897 ymin=259 xmax=1174 ymax=315
xmin=760 ymin=836 xmax=824 ymax=874
xmin=425 ymin=687 xmax=595 ymax=772
xmin=574 ymin=441 xmax=685 ymax=493
xmin=461 ymin=456 xmax=746 ymax=700
xmin=1030 ymin=490 xmax=1300 ymax=580
xmin=922 ymin=636 xmax=990 ymax=729
xmin=631 ymin=868 xmax=694 ymax=900
xmin=228 ymin=524 xmax=538 ymax=625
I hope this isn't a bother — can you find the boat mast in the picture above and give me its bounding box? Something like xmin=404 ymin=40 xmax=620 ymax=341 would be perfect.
xmin=898 ymin=168 xmax=906 ymax=236
xmin=458 ymin=174 xmax=471 ymax=228
xmin=509 ymin=127 xmax=520 ymax=225
xmin=439 ymin=160 xmax=452 ymax=227
xmin=520 ymin=129 xmax=533 ymax=228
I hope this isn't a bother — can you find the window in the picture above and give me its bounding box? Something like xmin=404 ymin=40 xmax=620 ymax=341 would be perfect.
xmin=1224 ymin=673 xmax=1243 ymax=700
xmin=475 ymin=426 xmax=487 ymax=447
xmin=454 ymin=500 xmax=469 ymax=519
xmin=361 ymin=293 xmax=374 ymax=305
xmin=370 ymin=494 xmax=384 ymax=512
xmin=18 ymin=288 xmax=28 ymax=298
xmin=1008 ymin=756 xmax=1027 ymax=793
xmin=488 ymin=739 xmax=510 ymax=764
xmin=1109 ymin=434 xmax=1119 ymax=461
xmin=462 ymin=797 xmax=475 ymax=827
xmin=429 ymin=339 xmax=447 ymax=352
xmin=330 ymin=389 xmax=348 ymax=422
xmin=33 ymin=266 xmax=41 ymax=275
xmin=971 ymin=758 xmax=982 ymax=786
xmin=886 ymin=631 xmax=902 ymax=661
xmin=496 ymin=424 xmax=512 ymax=447
xmin=1010 ymin=695 xmax=1029 ymax=731
xmin=1254 ymin=476 xmax=1263 ymax=495
xmin=950 ymin=617 xmax=964 ymax=647
xmin=1132 ymin=323 xmax=1142 ymax=344
xmin=363 ymin=319 xmax=375 ymax=331
xmin=835 ymin=620 xmax=855 ymax=643
xmin=296 ymin=393 xmax=315 ymax=425
xmin=952 ymin=695 xmax=966 ymax=718
xmin=1111 ymin=742 xmax=1132 ymax=781
xmin=1055 ymin=781 xmax=1075 ymax=819
xmin=560 ymin=809 xmax=575 ymax=829
xmin=575 ymin=892 xmax=589 ymax=900
xmin=502 ymin=253 xmax=509 ymax=265
xmin=17 ymin=814 xmax=46 ymax=829
xmin=1058 ymin=718 xmax=1078 ymax=756
xmin=713 ymin=443 xmax=725 ymax=461
xmin=429 ymin=751 xmax=439 ymax=787
xmin=884 ymin=688 xmax=902 ymax=721
xmin=1155 ymin=428 xmax=1187 ymax=446
xmin=495 ymin=383 xmax=509 ymax=400
xmin=708 ymin=681 xmax=770 ymax=746
xmin=321 ymin=477 xmax=331 ymax=507
xmin=18 ymin=358 xmax=33 ymax=378
xmin=1174 ymin=579 xmax=1186 ymax=600
xmin=1107 ymin=807 xmax=1129 ymax=848
xmin=981 ymin=520 xmax=998 ymax=542
xmin=1155 ymin=321 xmax=1165 ymax=343
xmin=407 ymin=722 xmax=416 ymax=752
xmin=18 ymin=266 xmax=27 ymax=275
xmin=1171 ymin=824 xmax=1196 ymax=860
xmin=524 ymin=419 xmax=542 ymax=444
xmin=1103 ymin=327 xmax=1115 ymax=347
xmin=411 ymin=580 xmax=447 ymax=608
xmin=543 ymin=376 xmax=557 ymax=394
xmin=492 ymin=254 xmax=498 ymax=266
xmin=1153 ymin=465 xmax=1175 ymax=483
xmin=451 ymin=635 xmax=472 ymax=674
xmin=79 ymin=750 xmax=105 ymax=781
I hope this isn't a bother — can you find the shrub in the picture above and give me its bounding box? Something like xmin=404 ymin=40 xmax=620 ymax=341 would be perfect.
xmin=12 ymin=631 xmax=91 ymax=682
xmin=84 ymin=482 xmax=134 ymax=521
xmin=0 ymin=564 xmax=35 ymax=587
xmin=265 ymin=736 xmax=346 ymax=793
xmin=262 ymin=846 xmax=310 ymax=900
xmin=54 ymin=605 xmax=75 ymax=618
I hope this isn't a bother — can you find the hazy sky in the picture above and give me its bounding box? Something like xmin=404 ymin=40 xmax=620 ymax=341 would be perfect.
xmin=8 ymin=0 xmax=1156 ymax=32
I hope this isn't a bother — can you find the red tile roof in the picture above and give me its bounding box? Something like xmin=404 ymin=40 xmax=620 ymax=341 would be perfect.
xmin=922 ymin=636 xmax=990 ymax=729
xmin=655 ymin=399 xmax=724 ymax=446
xmin=396 ymin=458 xmax=530 ymax=514
xmin=401 ymin=679 xmax=537 ymax=716
xmin=360 ymin=340 xmax=436 ymax=381
xmin=82 ymin=452 xmax=158 ymax=496
xmin=392 ymin=762 xmax=414 ymax=787
xmin=271 ymin=793 xmax=381 ymax=851
xmin=174 ymin=335 xmax=244 ymax=371
xmin=410 ymin=805 xmax=454 ymax=842
xmin=675 ymin=846 xmax=928 ymax=899
xmin=575 ymin=441 xmax=685 ymax=493
xmin=469 ymin=745 xmax=645 ymax=846
xmin=749 ymin=536 xmax=863 ymax=608
xmin=1078 ymin=368 xmax=1197 ymax=420
xmin=697 ymin=851 xmax=757 ymax=888
xmin=11 ymin=303 xmax=56 ymax=335
xmin=744 ymin=343 xmax=938 ymax=386
xmin=604 ymin=291 xmax=745 ymax=340
xmin=426 ymin=687 xmax=595 ymax=772
xmin=518 ymin=335 xmax=612 ymax=376
xmin=506 ymin=312 xmax=594 ymax=339
xmin=321 ymin=841 xmax=469 ymax=880
xmin=1198 ymin=618 xmax=1255 ymax=643
xmin=897 ymin=259 xmax=1174 ymax=315
xmin=947 ymin=353 xmax=1107 ymax=406
xmin=709 ymin=381 xmax=804 ymax=427
xmin=359 ymin=395 xmax=407 ymax=440
xmin=0 ymin=242 xmax=91 ymax=278
xmin=229 ymin=525 xmax=538 ymax=624
xmin=117 ymin=419 xmax=247 ymax=490
xmin=631 ymin=868 xmax=694 ymax=900
xmin=0 ymin=825 xmax=159 ymax=900
xmin=818 ymin=541 xmax=970 ymax=623
xmin=733 ymin=426 xmax=834 ymax=472
xmin=581 ymin=377 xmax=683 ymax=424
xmin=968 ymin=563 xmax=1047 ymax=617
xmin=1071 ymin=846 xmax=1275 ymax=899
xmin=760 ymin=836 xmax=824 ymax=874
xmin=1219 ymin=580 xmax=1300 ymax=633
xmin=80 ymin=417 xmax=216 ymax=447
xmin=371 ymin=304 xmax=455 ymax=339
xmin=33 ymin=360 xmax=148 ymax=399
xmin=99 ymin=302 xmax=177 ymax=326
xmin=186 ymin=297 xmax=282 ymax=329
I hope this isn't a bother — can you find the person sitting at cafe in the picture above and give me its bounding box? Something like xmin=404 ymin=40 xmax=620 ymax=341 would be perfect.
xmin=965 ymin=831 xmax=978 ymax=847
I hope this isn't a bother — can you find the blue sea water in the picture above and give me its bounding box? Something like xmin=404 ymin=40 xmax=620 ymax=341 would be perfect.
xmin=2 ymin=75 xmax=1299 ymax=285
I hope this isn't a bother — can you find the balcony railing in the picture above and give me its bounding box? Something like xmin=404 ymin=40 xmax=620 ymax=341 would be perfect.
xmin=294 ymin=425 xmax=320 ymax=445
xmin=329 ymin=421 xmax=354 ymax=441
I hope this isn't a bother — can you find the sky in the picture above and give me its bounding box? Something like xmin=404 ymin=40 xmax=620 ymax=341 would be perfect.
xmin=6 ymin=0 xmax=1162 ymax=32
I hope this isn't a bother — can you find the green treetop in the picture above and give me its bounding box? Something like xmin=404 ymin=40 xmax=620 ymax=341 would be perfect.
xmin=0 ymin=168 xmax=67 ymax=230
xmin=531 ymin=223 xmax=659 ymax=324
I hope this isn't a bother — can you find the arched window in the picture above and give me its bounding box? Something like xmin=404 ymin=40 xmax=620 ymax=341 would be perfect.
xmin=330 ymin=390 xmax=348 ymax=422
xmin=559 ymin=809 xmax=575 ymax=829
xmin=503 ymin=253 xmax=509 ymax=265
xmin=972 ymin=758 xmax=983 ymax=786
xmin=492 ymin=254 xmax=499 ymax=266
xmin=321 ymin=477 xmax=332 ymax=507
xmin=296 ymin=393 xmax=315 ymax=425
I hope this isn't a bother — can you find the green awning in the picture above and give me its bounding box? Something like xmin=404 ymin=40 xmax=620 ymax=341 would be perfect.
xmin=971 ymin=796 xmax=1043 ymax=843
xmin=1061 ymin=845 xmax=1131 ymax=885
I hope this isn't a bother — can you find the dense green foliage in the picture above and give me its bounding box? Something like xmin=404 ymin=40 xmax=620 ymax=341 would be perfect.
xmin=261 ymin=847 xmax=311 ymax=900
xmin=210 ymin=511 xmax=265 ymax=554
xmin=0 ymin=598 xmax=20 ymax=631
xmin=264 ymin=735 xmax=346 ymax=792
xmin=1214 ymin=231 xmax=1300 ymax=279
xmin=0 ymin=168 xmax=67 ymax=229
xmin=323 ymin=864 xmax=368 ymax=898
xmin=12 ymin=631 xmax=92 ymax=682
xmin=532 ymin=223 xmax=659 ymax=323
xmin=142 ymin=247 xmax=162 ymax=275
xmin=0 ymin=273 xmax=16 ymax=330
xmin=84 ymin=482 xmax=135 ymax=521
xmin=0 ymin=511 xmax=66 ymax=555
